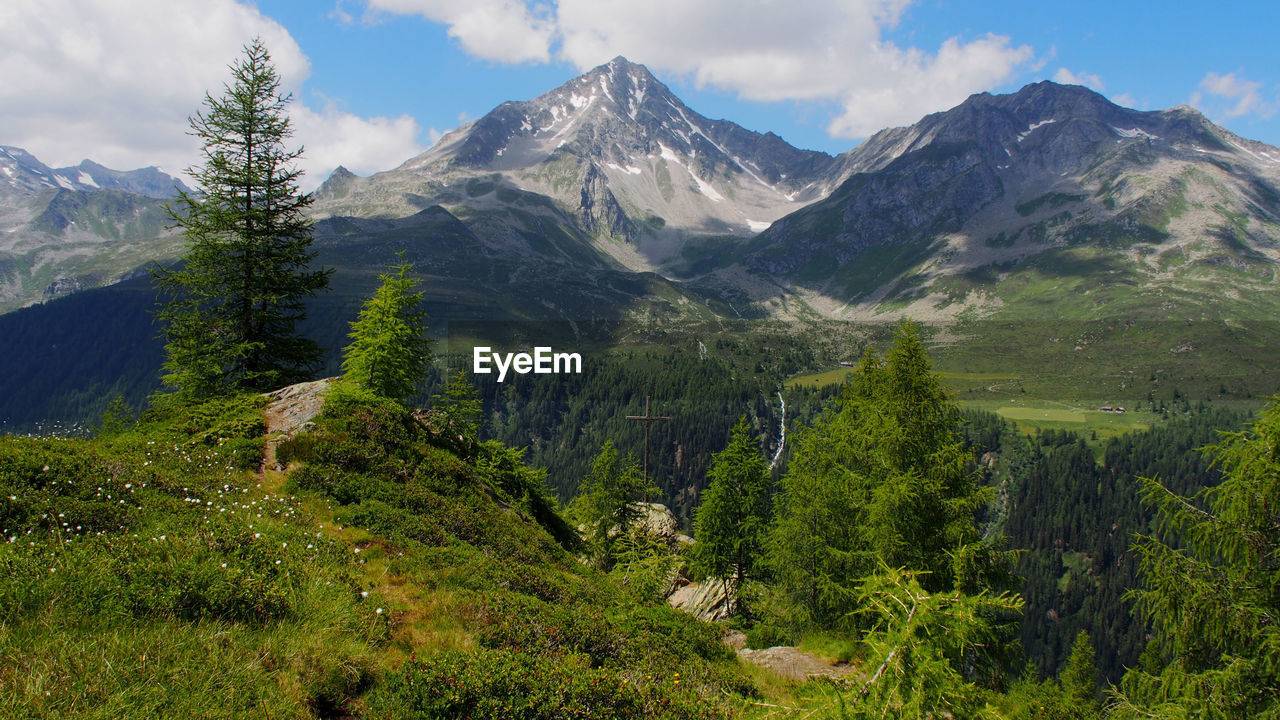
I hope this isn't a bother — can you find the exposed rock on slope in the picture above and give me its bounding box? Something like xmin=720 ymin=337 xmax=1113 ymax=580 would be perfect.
xmin=633 ymin=501 xmax=694 ymax=548
xmin=667 ymin=579 xmax=731 ymax=622
xmin=264 ymin=377 xmax=333 ymax=440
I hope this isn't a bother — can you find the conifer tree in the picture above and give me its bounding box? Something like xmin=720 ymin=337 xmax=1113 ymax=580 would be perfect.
xmin=155 ymin=39 xmax=329 ymax=398
xmin=434 ymin=369 xmax=483 ymax=439
xmin=849 ymin=565 xmax=1023 ymax=718
xmin=1113 ymin=399 xmax=1280 ymax=718
xmin=570 ymin=441 xmax=658 ymax=569
xmin=1061 ymin=630 xmax=1100 ymax=712
xmin=768 ymin=320 xmax=996 ymax=624
xmin=691 ymin=416 xmax=770 ymax=614
xmin=341 ymin=258 xmax=431 ymax=401
xmin=96 ymin=394 xmax=134 ymax=436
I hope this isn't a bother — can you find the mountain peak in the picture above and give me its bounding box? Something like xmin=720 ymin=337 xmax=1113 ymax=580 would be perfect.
xmin=317 ymin=54 xmax=840 ymax=245
xmin=596 ymin=55 xmax=659 ymax=83
xmin=954 ymin=80 xmax=1114 ymax=120
xmin=748 ymin=77 xmax=1280 ymax=313
xmin=315 ymin=165 xmax=358 ymax=200
xmin=562 ymin=55 xmax=672 ymax=114
xmin=588 ymin=55 xmax=649 ymax=75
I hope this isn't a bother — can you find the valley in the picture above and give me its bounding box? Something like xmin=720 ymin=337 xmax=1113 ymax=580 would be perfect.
xmin=3 ymin=50 xmax=1280 ymax=718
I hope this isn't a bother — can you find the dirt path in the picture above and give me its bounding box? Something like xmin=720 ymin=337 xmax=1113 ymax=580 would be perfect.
xmin=724 ymin=631 xmax=856 ymax=682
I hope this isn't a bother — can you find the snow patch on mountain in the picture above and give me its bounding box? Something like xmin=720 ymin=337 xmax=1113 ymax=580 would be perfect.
xmin=1231 ymin=140 xmax=1280 ymax=165
xmin=1018 ymin=119 xmax=1057 ymax=142
xmin=657 ymin=142 xmax=723 ymax=202
xmin=691 ymin=173 xmax=724 ymax=202
xmin=1112 ymin=126 xmax=1159 ymax=141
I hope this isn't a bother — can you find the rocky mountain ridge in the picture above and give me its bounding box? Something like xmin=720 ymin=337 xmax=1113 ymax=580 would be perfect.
xmin=5 ymin=64 xmax=1280 ymax=434
xmin=0 ymin=146 xmax=187 ymax=199
xmin=10 ymin=60 xmax=1280 ymax=327
xmin=0 ymin=146 xmax=188 ymax=311
xmin=724 ymin=81 xmax=1280 ymax=322
xmin=313 ymin=57 xmax=851 ymax=272
xmin=306 ymin=64 xmax=1280 ymax=331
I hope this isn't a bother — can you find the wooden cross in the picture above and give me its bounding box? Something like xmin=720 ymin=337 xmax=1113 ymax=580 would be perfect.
xmin=626 ymin=395 xmax=669 ymax=491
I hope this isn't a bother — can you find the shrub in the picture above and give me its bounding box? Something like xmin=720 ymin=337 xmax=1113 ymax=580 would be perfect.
xmin=367 ymin=649 xmax=727 ymax=720
xmin=745 ymin=623 xmax=791 ymax=650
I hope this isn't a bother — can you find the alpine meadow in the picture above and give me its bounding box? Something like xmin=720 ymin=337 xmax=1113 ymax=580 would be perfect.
xmin=2 ymin=9 xmax=1280 ymax=719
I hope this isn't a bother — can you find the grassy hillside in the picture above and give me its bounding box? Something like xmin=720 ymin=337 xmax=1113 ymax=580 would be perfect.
xmin=0 ymin=387 xmax=756 ymax=718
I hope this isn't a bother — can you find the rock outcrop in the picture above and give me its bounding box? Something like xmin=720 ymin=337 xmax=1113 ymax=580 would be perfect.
xmin=633 ymin=501 xmax=694 ymax=549
xmin=263 ymin=377 xmax=334 ymax=440
xmin=667 ymin=578 xmax=732 ymax=622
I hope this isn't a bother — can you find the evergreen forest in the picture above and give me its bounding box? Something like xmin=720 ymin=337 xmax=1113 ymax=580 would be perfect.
xmin=4 ymin=315 xmax=1276 ymax=718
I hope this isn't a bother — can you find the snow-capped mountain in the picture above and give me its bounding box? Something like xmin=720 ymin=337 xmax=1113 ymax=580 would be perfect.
xmin=0 ymin=146 xmax=187 ymax=199
xmin=734 ymin=81 xmax=1280 ymax=321
xmin=7 ymin=63 xmax=1280 ymax=336
xmin=8 ymin=70 xmax=1280 ymax=430
xmin=0 ymin=146 xmax=186 ymax=311
xmin=314 ymin=57 xmax=844 ymax=269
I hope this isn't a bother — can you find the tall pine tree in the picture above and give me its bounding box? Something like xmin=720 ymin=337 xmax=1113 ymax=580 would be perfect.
xmin=155 ymin=38 xmax=329 ymax=399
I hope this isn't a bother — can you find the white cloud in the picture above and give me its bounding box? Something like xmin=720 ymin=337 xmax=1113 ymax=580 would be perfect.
xmin=290 ymin=104 xmax=425 ymax=187
xmin=366 ymin=0 xmax=555 ymax=63
xmin=0 ymin=0 xmax=423 ymax=191
xmin=1053 ymin=67 xmax=1104 ymax=92
xmin=368 ymin=0 xmax=1034 ymax=140
xmin=1111 ymin=93 xmax=1138 ymax=109
xmin=826 ymin=34 xmax=1034 ymax=137
xmin=1191 ymin=71 xmax=1273 ymax=119
xmin=330 ymin=1 xmax=357 ymax=25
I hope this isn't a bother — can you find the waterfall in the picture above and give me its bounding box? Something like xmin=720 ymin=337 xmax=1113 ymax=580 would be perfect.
xmin=769 ymin=391 xmax=786 ymax=469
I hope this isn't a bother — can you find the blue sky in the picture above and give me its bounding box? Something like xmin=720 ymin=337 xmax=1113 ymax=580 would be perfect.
xmin=3 ymin=1 xmax=1278 ymax=188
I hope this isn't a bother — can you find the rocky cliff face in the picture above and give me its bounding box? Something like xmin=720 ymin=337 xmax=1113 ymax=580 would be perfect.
xmin=577 ymin=161 xmax=634 ymax=240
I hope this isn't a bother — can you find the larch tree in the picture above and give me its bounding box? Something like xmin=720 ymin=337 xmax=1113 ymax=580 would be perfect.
xmin=570 ymin=441 xmax=658 ymax=570
xmin=1112 ymin=398 xmax=1280 ymax=719
xmin=691 ymin=416 xmax=770 ymax=615
xmin=155 ymin=38 xmax=329 ymax=399
xmin=767 ymin=320 xmax=999 ymax=625
xmin=1060 ymin=630 xmax=1101 ymax=713
xmin=434 ymin=369 xmax=483 ymax=440
xmin=848 ymin=565 xmax=1023 ymax=719
xmin=341 ymin=258 xmax=432 ymax=402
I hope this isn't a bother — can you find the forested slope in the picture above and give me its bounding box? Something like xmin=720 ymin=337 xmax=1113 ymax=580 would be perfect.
xmin=972 ymin=404 xmax=1252 ymax=680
